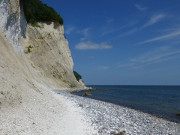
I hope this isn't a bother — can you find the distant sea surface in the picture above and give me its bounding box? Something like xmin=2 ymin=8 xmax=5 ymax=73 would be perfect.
xmin=74 ymin=85 xmax=180 ymax=123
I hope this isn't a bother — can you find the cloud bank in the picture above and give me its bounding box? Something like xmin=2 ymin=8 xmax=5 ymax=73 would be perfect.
xmin=75 ymin=41 xmax=112 ymax=50
xmin=138 ymin=30 xmax=180 ymax=44
xmin=143 ymin=14 xmax=166 ymax=28
xmin=135 ymin=4 xmax=147 ymax=12
xmin=118 ymin=46 xmax=180 ymax=69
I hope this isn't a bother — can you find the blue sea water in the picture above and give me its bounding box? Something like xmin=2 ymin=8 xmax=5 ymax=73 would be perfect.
xmin=74 ymin=85 xmax=180 ymax=123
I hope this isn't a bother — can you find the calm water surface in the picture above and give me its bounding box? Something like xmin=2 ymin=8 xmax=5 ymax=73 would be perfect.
xmin=74 ymin=85 xmax=180 ymax=123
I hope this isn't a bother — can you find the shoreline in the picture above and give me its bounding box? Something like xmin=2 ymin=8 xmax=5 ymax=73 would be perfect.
xmin=53 ymin=89 xmax=180 ymax=135
xmin=54 ymin=88 xmax=180 ymax=124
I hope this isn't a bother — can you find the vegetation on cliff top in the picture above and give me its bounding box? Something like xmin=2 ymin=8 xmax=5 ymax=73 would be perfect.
xmin=73 ymin=71 xmax=82 ymax=82
xmin=21 ymin=0 xmax=63 ymax=25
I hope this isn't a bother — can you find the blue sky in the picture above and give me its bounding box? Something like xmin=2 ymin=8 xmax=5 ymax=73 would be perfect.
xmin=41 ymin=0 xmax=180 ymax=85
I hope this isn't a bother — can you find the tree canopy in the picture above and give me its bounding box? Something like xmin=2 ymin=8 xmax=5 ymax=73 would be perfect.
xmin=21 ymin=0 xmax=63 ymax=25
xmin=73 ymin=71 xmax=82 ymax=82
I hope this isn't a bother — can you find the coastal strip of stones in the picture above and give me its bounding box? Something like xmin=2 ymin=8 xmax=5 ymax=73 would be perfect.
xmin=54 ymin=91 xmax=178 ymax=135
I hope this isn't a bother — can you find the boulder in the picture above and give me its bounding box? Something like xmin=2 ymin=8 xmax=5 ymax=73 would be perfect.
xmin=84 ymin=92 xmax=92 ymax=96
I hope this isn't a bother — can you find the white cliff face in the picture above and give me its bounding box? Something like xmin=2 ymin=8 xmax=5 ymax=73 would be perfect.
xmin=0 ymin=1 xmax=87 ymax=134
xmin=23 ymin=22 xmax=84 ymax=88
xmin=0 ymin=0 xmax=26 ymax=52
xmin=0 ymin=0 xmax=84 ymax=88
xmin=0 ymin=1 xmax=89 ymax=134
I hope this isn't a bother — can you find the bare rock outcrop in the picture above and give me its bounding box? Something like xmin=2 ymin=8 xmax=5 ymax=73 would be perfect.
xmin=0 ymin=0 xmax=87 ymax=134
xmin=0 ymin=0 xmax=84 ymax=88
xmin=23 ymin=22 xmax=84 ymax=88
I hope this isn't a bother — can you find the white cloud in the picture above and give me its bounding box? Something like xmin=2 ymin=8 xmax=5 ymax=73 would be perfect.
xmin=83 ymin=28 xmax=90 ymax=37
xmin=118 ymin=46 xmax=180 ymax=69
xmin=75 ymin=41 xmax=112 ymax=50
xmin=118 ymin=63 xmax=135 ymax=68
xmin=110 ymin=14 xmax=165 ymax=39
xmin=77 ymin=28 xmax=91 ymax=37
xmin=107 ymin=18 xmax=114 ymax=24
xmin=135 ymin=4 xmax=147 ymax=12
xmin=65 ymin=26 xmax=91 ymax=39
xmin=65 ymin=25 xmax=76 ymax=35
xmin=118 ymin=28 xmax=138 ymax=37
xmin=131 ymin=46 xmax=180 ymax=64
xmin=89 ymin=56 xmax=95 ymax=59
xmin=98 ymin=66 xmax=109 ymax=70
xmin=102 ymin=21 xmax=137 ymax=36
xmin=143 ymin=14 xmax=166 ymax=28
xmin=138 ymin=30 xmax=180 ymax=44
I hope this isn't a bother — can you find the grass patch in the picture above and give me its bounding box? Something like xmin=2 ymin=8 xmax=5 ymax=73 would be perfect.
xmin=27 ymin=45 xmax=33 ymax=53
xmin=70 ymin=83 xmax=76 ymax=88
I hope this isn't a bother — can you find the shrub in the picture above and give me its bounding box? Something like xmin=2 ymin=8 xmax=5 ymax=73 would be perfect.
xmin=21 ymin=0 xmax=64 ymax=25
xmin=26 ymin=45 xmax=33 ymax=53
xmin=73 ymin=71 xmax=82 ymax=81
xmin=70 ymin=83 xmax=76 ymax=88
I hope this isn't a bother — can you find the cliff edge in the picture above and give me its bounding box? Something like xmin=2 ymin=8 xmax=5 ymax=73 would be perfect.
xmin=0 ymin=0 xmax=89 ymax=134
xmin=0 ymin=0 xmax=85 ymax=89
xmin=23 ymin=22 xmax=84 ymax=88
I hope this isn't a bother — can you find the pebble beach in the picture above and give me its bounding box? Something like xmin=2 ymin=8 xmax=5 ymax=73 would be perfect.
xmin=54 ymin=89 xmax=180 ymax=135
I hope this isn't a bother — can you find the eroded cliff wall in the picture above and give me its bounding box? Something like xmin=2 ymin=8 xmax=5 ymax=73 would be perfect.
xmin=23 ymin=22 xmax=84 ymax=88
xmin=0 ymin=0 xmax=84 ymax=88
xmin=0 ymin=0 xmax=26 ymax=51
xmin=0 ymin=1 xmax=85 ymax=120
xmin=0 ymin=1 xmax=85 ymax=133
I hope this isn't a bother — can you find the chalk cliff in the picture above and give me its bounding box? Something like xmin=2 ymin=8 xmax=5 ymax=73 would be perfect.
xmin=23 ymin=22 xmax=84 ymax=88
xmin=0 ymin=0 xmax=87 ymax=134
xmin=0 ymin=0 xmax=84 ymax=88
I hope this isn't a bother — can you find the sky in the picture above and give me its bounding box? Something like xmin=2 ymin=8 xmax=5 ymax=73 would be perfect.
xmin=41 ymin=0 xmax=180 ymax=85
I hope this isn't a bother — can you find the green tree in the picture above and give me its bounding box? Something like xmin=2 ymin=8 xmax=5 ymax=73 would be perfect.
xmin=21 ymin=0 xmax=63 ymax=25
xmin=73 ymin=71 xmax=82 ymax=82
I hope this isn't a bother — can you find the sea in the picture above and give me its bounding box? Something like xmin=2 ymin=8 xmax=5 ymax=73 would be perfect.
xmin=74 ymin=85 xmax=180 ymax=123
